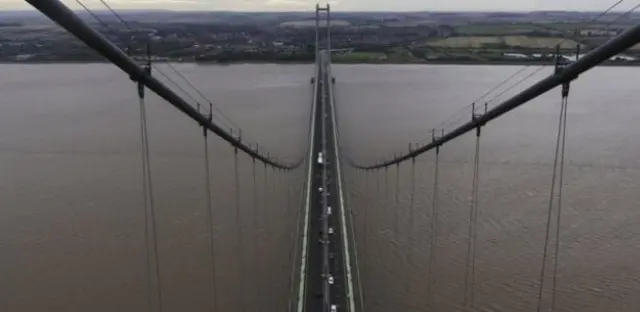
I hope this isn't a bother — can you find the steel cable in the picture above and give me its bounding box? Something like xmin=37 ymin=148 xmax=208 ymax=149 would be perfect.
xmin=536 ymin=93 xmax=569 ymax=312
xmin=428 ymin=147 xmax=441 ymax=310
xmin=203 ymin=132 xmax=218 ymax=312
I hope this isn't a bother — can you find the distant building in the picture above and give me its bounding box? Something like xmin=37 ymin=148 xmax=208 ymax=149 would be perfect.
xmin=435 ymin=25 xmax=454 ymax=37
xmin=503 ymin=52 xmax=529 ymax=59
xmin=579 ymin=28 xmax=620 ymax=37
xmin=15 ymin=54 xmax=34 ymax=61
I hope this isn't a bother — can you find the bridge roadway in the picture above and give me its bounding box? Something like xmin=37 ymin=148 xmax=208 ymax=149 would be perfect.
xmin=302 ymin=55 xmax=352 ymax=312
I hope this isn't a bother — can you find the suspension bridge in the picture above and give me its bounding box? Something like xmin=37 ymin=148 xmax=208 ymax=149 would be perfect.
xmin=11 ymin=0 xmax=640 ymax=311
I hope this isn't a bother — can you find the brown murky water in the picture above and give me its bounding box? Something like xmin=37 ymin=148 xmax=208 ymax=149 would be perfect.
xmin=0 ymin=63 xmax=311 ymax=312
xmin=334 ymin=64 xmax=640 ymax=312
xmin=1 ymin=63 xmax=640 ymax=312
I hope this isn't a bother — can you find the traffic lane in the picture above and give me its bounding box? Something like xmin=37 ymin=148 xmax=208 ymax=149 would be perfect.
xmin=304 ymin=78 xmax=325 ymax=312
xmin=325 ymin=93 xmax=348 ymax=312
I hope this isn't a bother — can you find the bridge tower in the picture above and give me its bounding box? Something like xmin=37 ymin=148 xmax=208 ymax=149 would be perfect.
xmin=316 ymin=3 xmax=332 ymax=58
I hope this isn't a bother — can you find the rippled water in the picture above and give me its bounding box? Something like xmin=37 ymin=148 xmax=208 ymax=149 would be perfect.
xmin=0 ymin=63 xmax=311 ymax=312
xmin=334 ymin=64 xmax=640 ymax=312
xmin=1 ymin=63 xmax=639 ymax=312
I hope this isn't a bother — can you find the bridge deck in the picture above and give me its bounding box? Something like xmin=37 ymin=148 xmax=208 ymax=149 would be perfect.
xmin=301 ymin=54 xmax=353 ymax=312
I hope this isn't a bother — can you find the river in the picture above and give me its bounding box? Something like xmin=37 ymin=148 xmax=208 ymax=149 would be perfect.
xmin=1 ymin=63 xmax=639 ymax=312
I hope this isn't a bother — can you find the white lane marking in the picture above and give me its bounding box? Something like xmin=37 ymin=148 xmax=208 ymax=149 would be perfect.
xmin=296 ymin=61 xmax=319 ymax=312
xmin=326 ymin=60 xmax=359 ymax=312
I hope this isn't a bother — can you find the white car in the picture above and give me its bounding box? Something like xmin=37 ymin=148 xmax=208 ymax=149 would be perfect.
xmin=328 ymin=276 xmax=334 ymax=285
xmin=327 ymin=206 xmax=332 ymax=215
xmin=328 ymin=227 xmax=334 ymax=234
xmin=330 ymin=305 xmax=337 ymax=312
xmin=317 ymin=152 xmax=324 ymax=164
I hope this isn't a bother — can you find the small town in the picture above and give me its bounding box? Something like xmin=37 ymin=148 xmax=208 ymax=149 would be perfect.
xmin=1 ymin=10 xmax=640 ymax=64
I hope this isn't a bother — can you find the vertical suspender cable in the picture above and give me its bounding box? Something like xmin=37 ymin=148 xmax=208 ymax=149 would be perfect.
xmin=251 ymin=158 xmax=260 ymax=312
xmin=471 ymin=128 xmax=481 ymax=308
xmin=138 ymin=88 xmax=152 ymax=312
xmin=286 ymin=172 xmax=297 ymax=312
xmin=370 ymin=169 xmax=387 ymax=306
xmin=375 ymin=170 xmax=381 ymax=237
xmin=537 ymin=83 xmax=570 ymax=312
xmin=383 ymin=165 xmax=390 ymax=309
xmin=233 ymin=147 xmax=246 ymax=312
xmin=384 ymin=166 xmax=389 ymax=230
xmin=394 ymin=163 xmax=401 ymax=238
xmin=374 ymin=169 xmax=382 ymax=310
xmin=393 ymin=162 xmax=402 ymax=309
xmin=203 ymin=129 xmax=218 ymax=312
xmin=271 ymin=166 xmax=282 ymax=305
xmin=137 ymin=69 xmax=163 ymax=312
xmin=463 ymin=126 xmax=481 ymax=311
xmin=363 ymin=170 xmax=369 ymax=284
xmin=551 ymin=96 xmax=568 ymax=312
xmin=288 ymin=166 xmax=303 ymax=312
xmin=536 ymin=96 xmax=564 ymax=312
xmin=263 ymin=163 xmax=269 ymax=308
xmin=404 ymin=158 xmax=416 ymax=306
xmin=273 ymin=168 xmax=289 ymax=311
xmin=428 ymin=145 xmax=441 ymax=310
xmin=285 ymin=170 xmax=291 ymax=275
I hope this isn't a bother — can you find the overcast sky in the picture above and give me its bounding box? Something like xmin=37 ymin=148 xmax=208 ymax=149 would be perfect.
xmin=1 ymin=0 xmax=636 ymax=12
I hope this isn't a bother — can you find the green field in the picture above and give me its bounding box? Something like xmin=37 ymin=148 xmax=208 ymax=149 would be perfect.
xmin=279 ymin=20 xmax=351 ymax=27
xmin=423 ymin=35 xmax=584 ymax=50
xmin=454 ymin=23 xmax=541 ymax=35
xmin=332 ymin=52 xmax=387 ymax=63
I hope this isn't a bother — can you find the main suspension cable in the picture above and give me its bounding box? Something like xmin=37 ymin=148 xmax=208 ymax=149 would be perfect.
xmin=89 ymin=0 xmax=264 ymax=161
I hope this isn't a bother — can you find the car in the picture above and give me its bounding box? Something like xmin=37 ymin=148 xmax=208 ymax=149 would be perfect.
xmin=328 ymin=227 xmax=334 ymax=234
xmin=327 ymin=206 xmax=332 ymax=215
xmin=317 ymin=152 xmax=324 ymax=164
xmin=330 ymin=304 xmax=337 ymax=312
xmin=319 ymin=187 xmax=323 ymax=192
xmin=328 ymin=275 xmax=334 ymax=285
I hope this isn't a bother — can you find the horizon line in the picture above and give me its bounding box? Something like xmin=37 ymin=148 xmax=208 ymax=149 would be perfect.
xmin=2 ymin=9 xmax=639 ymax=13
